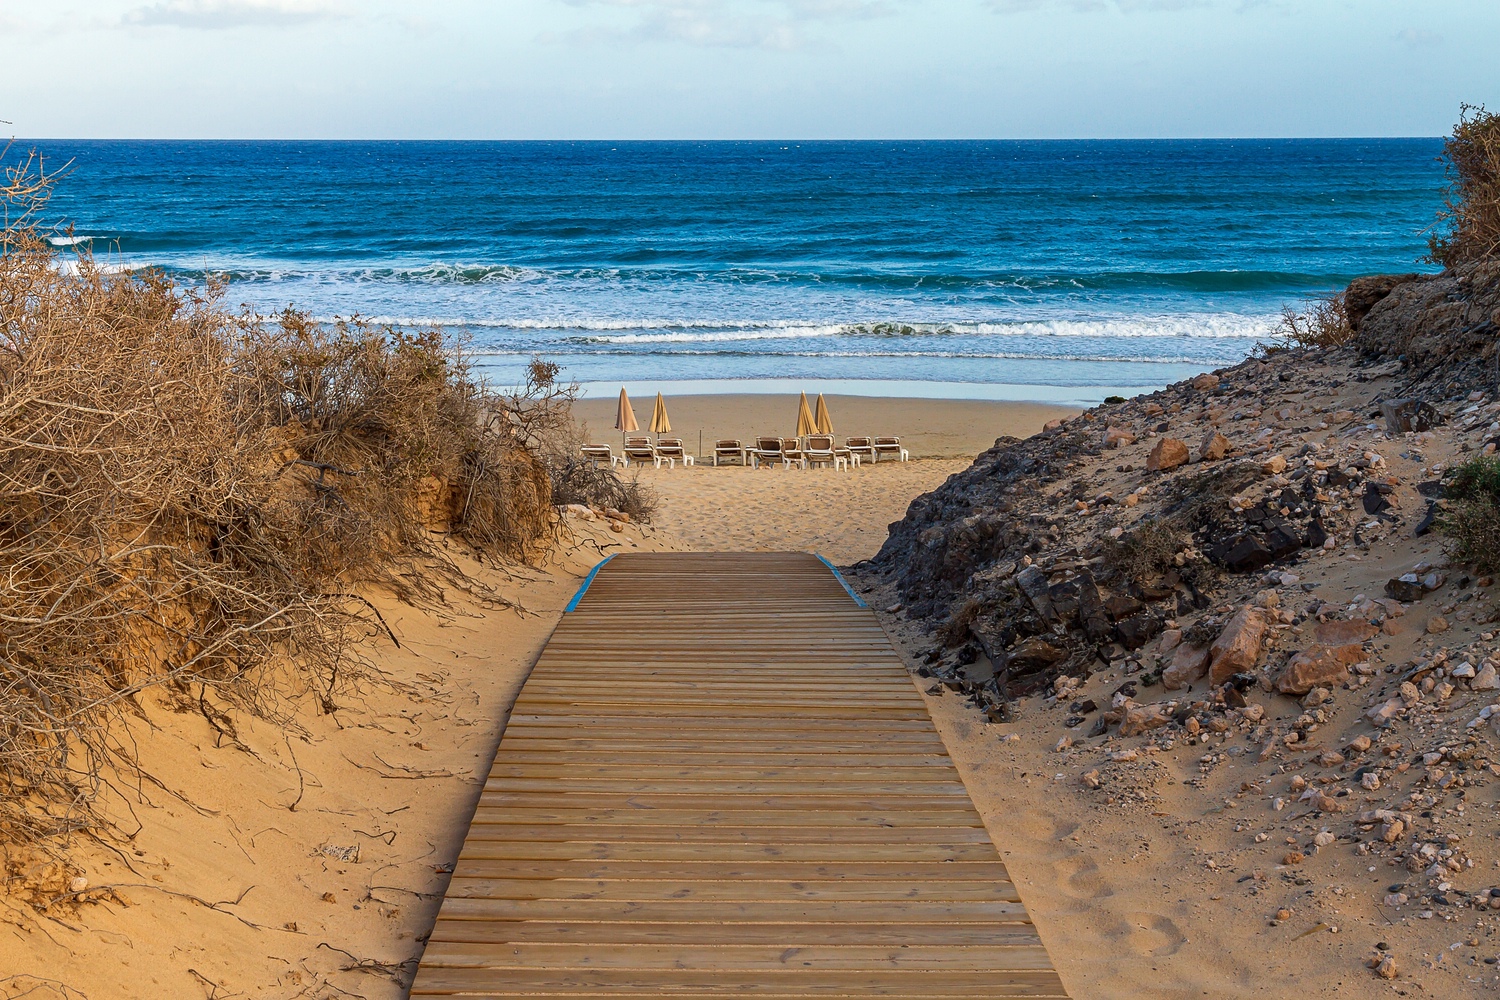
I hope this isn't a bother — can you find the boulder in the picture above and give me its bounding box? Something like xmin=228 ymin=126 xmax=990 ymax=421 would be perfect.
xmin=1215 ymin=535 xmax=1274 ymax=573
xmin=1006 ymin=637 xmax=1067 ymax=671
xmin=1102 ymin=593 xmax=1144 ymax=620
xmin=1119 ymin=702 xmax=1175 ymax=737
xmin=1074 ymin=571 xmax=1113 ymax=643
xmin=1208 ymin=607 xmax=1268 ymax=684
xmin=1191 ymin=373 xmax=1221 ymax=391
xmin=1260 ymin=454 xmax=1287 ymax=475
xmin=1379 ymin=397 xmax=1442 ymax=434
xmin=1014 ymin=565 xmax=1058 ymax=622
xmin=1146 ymin=437 xmax=1189 ymax=472
xmin=1161 ymin=643 xmax=1210 ymax=690
xmin=1115 ymin=612 xmax=1163 ymax=650
xmin=1263 ymin=525 xmax=1303 ymax=560
xmin=1314 ymin=619 xmax=1379 ymax=645
xmin=1276 ymin=643 xmax=1364 ymax=695
xmin=1384 ymin=576 xmax=1424 ymax=602
xmin=1105 ymin=426 xmax=1136 ymax=449
xmin=1199 ymin=431 xmax=1230 ymax=461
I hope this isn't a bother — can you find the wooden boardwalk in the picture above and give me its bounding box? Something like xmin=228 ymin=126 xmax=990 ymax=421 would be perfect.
xmin=410 ymin=552 xmax=1069 ymax=998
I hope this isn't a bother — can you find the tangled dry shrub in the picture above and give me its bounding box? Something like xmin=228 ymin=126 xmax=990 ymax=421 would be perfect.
xmin=1102 ymin=521 xmax=1182 ymax=588
xmin=550 ymin=459 xmax=660 ymax=524
xmin=0 ymin=152 xmax=558 ymax=844
xmin=1270 ymin=291 xmax=1352 ymax=351
xmin=1429 ymin=104 xmax=1500 ymax=268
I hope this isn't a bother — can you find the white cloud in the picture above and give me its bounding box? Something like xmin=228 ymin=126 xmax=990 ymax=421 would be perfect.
xmin=122 ymin=0 xmax=346 ymax=29
xmin=553 ymin=0 xmax=901 ymax=49
xmin=985 ymin=0 xmax=1224 ymax=11
xmin=1394 ymin=26 xmax=1443 ymax=49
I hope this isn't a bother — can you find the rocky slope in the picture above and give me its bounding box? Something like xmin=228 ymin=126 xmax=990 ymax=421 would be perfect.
xmin=854 ymin=267 xmax=1500 ymax=993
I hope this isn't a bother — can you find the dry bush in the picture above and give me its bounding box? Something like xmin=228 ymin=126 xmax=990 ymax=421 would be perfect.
xmin=0 ymin=152 xmax=558 ymax=845
xmin=1271 ymin=291 xmax=1352 ymax=350
xmin=550 ymin=459 xmax=660 ymax=524
xmin=1429 ymin=104 xmax=1500 ymax=268
xmin=1102 ymin=521 xmax=1182 ymax=587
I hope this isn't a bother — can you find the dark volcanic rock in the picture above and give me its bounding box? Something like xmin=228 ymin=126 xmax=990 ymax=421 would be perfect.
xmin=1379 ymin=398 xmax=1443 ymax=434
xmin=1115 ymin=612 xmax=1163 ymax=650
xmin=1385 ymin=577 xmax=1424 ymax=602
xmin=1007 ymin=637 xmax=1067 ymax=670
xmin=1363 ymin=482 xmax=1392 ymax=515
xmin=1211 ymin=534 xmax=1275 ymax=573
xmin=1075 ymin=571 xmax=1113 ymax=643
xmin=1103 ymin=593 xmax=1144 ymax=621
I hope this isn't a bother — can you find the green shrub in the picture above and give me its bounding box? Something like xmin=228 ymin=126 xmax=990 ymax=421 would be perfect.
xmin=1438 ymin=455 xmax=1500 ymax=570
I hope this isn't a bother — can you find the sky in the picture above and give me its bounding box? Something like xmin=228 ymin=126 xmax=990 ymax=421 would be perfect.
xmin=2 ymin=0 xmax=1496 ymax=139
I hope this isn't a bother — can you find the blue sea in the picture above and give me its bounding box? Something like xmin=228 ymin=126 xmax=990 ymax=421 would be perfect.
xmin=30 ymin=139 xmax=1444 ymax=403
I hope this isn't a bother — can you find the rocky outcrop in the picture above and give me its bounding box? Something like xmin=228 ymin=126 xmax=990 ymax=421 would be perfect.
xmin=1355 ymin=262 xmax=1500 ymax=387
xmin=1345 ymin=273 xmax=1425 ymax=331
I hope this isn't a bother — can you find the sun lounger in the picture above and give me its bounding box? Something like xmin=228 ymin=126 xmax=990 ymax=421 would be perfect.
xmin=872 ymin=435 xmax=909 ymax=462
xmin=656 ymin=437 xmax=694 ymax=467
xmin=803 ymin=434 xmax=846 ymax=470
xmin=580 ymin=444 xmax=625 ymax=469
xmin=846 ymin=436 xmax=876 ymax=464
xmin=780 ymin=437 xmax=808 ymax=470
xmin=623 ymin=437 xmax=669 ymax=468
xmin=748 ymin=436 xmax=783 ymax=469
xmin=713 ymin=439 xmax=747 ymax=466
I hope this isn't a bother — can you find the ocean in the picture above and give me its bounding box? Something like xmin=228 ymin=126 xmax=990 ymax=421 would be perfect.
xmin=31 ymin=138 xmax=1444 ymax=403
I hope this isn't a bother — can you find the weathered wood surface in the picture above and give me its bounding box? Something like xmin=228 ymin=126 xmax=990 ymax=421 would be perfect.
xmin=410 ymin=552 xmax=1069 ymax=998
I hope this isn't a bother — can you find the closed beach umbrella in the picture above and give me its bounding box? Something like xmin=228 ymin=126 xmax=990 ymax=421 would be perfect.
xmin=650 ymin=392 xmax=672 ymax=434
xmin=796 ymin=392 xmax=816 ymax=437
xmin=615 ymin=388 xmax=639 ymax=434
xmin=814 ymin=394 xmax=833 ymax=435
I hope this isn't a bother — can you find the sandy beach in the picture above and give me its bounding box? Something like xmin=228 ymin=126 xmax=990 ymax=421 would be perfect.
xmin=572 ymin=392 xmax=1077 ymax=461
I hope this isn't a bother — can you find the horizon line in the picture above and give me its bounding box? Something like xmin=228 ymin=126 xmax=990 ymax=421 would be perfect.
xmin=10 ymin=135 xmax=1448 ymax=144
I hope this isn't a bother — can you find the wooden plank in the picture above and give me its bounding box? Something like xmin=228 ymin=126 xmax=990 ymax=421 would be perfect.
xmin=480 ymin=780 xmax=969 ymax=796
xmin=455 ymin=842 xmax=1001 ymax=862
xmin=467 ymin=807 xmax=982 ymax=825
xmin=475 ymin=792 xmax=978 ymax=810
xmin=445 ymin=860 xmax=1015 ymax=881
xmin=426 ymin=919 xmax=1032 ymax=946
xmin=443 ymin=878 xmax=1024 ymax=902
xmin=433 ymin=897 xmax=1036 ymax=922
xmin=457 ymin=825 xmax=997 ymax=845
xmin=410 ymin=552 xmax=1069 ymax=998
xmin=418 ymin=941 xmax=1055 ymax=970
xmin=410 ymin=968 xmax=1068 ymax=996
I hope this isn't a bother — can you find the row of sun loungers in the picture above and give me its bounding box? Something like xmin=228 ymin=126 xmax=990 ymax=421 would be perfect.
xmin=581 ymin=437 xmax=696 ymax=469
xmin=581 ymin=435 xmax=908 ymax=470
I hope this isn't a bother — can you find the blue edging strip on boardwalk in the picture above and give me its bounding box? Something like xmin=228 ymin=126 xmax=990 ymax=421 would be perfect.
xmin=565 ymin=555 xmax=615 ymax=612
xmin=814 ymin=554 xmax=868 ymax=608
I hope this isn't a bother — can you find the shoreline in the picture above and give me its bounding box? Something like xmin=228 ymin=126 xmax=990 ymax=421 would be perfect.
xmin=565 ymin=375 xmax=1205 ymax=407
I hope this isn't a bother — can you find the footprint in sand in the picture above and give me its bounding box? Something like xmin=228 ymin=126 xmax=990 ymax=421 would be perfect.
xmin=1050 ymin=853 xmax=1114 ymax=901
xmin=1116 ymin=912 xmax=1186 ymax=958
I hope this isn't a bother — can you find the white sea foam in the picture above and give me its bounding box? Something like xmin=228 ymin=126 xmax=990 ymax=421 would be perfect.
xmin=264 ymin=314 xmax=1276 ymax=341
